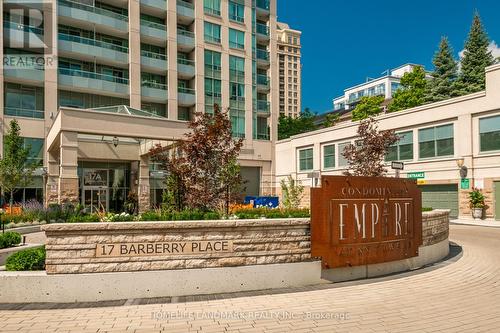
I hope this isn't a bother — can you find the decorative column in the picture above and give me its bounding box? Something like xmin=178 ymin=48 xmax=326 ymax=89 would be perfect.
xmin=45 ymin=149 xmax=60 ymax=206
xmin=138 ymin=155 xmax=151 ymax=213
xmin=128 ymin=0 xmax=142 ymax=109
xmin=58 ymin=131 xmax=79 ymax=205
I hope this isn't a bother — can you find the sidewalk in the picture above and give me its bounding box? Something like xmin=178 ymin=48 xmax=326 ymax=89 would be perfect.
xmin=450 ymin=218 xmax=500 ymax=228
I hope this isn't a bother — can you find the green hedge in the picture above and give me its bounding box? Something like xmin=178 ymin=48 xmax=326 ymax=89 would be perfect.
xmin=233 ymin=208 xmax=310 ymax=219
xmin=422 ymin=207 xmax=433 ymax=212
xmin=67 ymin=214 xmax=100 ymax=223
xmin=140 ymin=210 xmax=221 ymax=221
xmin=0 ymin=231 xmax=22 ymax=249
xmin=6 ymin=246 xmax=45 ymax=271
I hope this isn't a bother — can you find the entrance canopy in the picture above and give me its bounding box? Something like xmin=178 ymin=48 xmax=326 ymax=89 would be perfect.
xmin=46 ymin=106 xmax=188 ymax=153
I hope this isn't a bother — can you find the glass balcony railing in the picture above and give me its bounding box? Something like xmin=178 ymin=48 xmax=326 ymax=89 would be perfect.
xmin=257 ymin=74 xmax=269 ymax=86
xmin=59 ymin=68 xmax=129 ymax=84
xmin=178 ymin=86 xmax=195 ymax=94
xmin=178 ymin=58 xmax=195 ymax=66
xmin=4 ymin=107 xmax=44 ymax=119
xmin=141 ymin=50 xmax=167 ymax=60
xmin=256 ymin=100 xmax=270 ymax=113
xmin=256 ymin=49 xmax=269 ymax=61
xmin=205 ymin=34 xmax=221 ymax=44
xmin=140 ymin=19 xmax=166 ymax=31
xmin=256 ymin=0 xmax=270 ymax=10
xmin=178 ymin=29 xmax=195 ymax=39
xmin=59 ymin=33 xmax=128 ymax=53
xmin=256 ymin=23 xmax=269 ymax=36
xmin=204 ymin=6 xmax=221 ymax=16
xmin=59 ymin=0 xmax=128 ymax=22
xmin=230 ymin=69 xmax=245 ymax=83
xmin=142 ymin=81 xmax=167 ymax=90
xmin=3 ymin=21 xmax=44 ymax=35
xmin=205 ymin=64 xmax=221 ymax=78
xmin=177 ymin=0 xmax=194 ymax=9
xmin=255 ymin=132 xmax=270 ymax=140
xmin=229 ymin=14 xmax=244 ymax=23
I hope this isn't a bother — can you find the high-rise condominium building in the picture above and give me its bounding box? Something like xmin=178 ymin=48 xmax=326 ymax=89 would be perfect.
xmin=0 ymin=0 xmax=279 ymax=212
xmin=276 ymin=22 xmax=301 ymax=118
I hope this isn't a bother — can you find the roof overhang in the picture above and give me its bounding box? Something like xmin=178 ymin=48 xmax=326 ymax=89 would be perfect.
xmin=46 ymin=107 xmax=189 ymax=152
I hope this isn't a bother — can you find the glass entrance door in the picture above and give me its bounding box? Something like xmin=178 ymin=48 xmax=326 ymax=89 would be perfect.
xmin=83 ymin=187 xmax=108 ymax=213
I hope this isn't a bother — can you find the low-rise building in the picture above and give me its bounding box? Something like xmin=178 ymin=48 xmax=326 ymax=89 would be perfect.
xmin=276 ymin=64 xmax=500 ymax=220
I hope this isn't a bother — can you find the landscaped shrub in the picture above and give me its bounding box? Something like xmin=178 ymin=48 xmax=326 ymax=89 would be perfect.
xmin=422 ymin=207 xmax=433 ymax=212
xmin=67 ymin=214 xmax=100 ymax=223
xmin=139 ymin=211 xmax=162 ymax=221
xmin=103 ymin=212 xmax=135 ymax=222
xmin=0 ymin=231 xmax=22 ymax=249
xmin=5 ymin=246 xmax=45 ymax=271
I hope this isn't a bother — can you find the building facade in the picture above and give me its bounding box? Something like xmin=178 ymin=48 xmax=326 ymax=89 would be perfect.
xmin=1 ymin=0 xmax=280 ymax=212
xmin=332 ymin=64 xmax=419 ymax=112
xmin=276 ymin=22 xmax=301 ymax=118
xmin=276 ymin=64 xmax=500 ymax=220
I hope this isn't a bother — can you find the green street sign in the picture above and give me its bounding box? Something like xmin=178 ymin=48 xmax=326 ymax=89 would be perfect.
xmin=407 ymin=172 xmax=425 ymax=179
xmin=461 ymin=178 xmax=470 ymax=190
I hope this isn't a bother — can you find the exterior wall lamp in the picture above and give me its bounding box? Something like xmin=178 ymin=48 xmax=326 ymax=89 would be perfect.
xmin=456 ymin=158 xmax=467 ymax=179
xmin=112 ymin=136 xmax=119 ymax=148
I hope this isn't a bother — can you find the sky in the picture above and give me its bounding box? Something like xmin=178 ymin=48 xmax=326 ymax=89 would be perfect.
xmin=277 ymin=0 xmax=500 ymax=114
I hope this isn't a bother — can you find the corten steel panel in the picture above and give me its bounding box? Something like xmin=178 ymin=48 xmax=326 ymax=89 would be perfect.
xmin=311 ymin=176 xmax=422 ymax=269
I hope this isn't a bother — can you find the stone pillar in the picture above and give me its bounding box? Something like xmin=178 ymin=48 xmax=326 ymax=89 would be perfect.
xmin=59 ymin=131 xmax=79 ymax=205
xmin=457 ymin=113 xmax=473 ymax=218
xmin=45 ymin=149 xmax=60 ymax=206
xmin=138 ymin=155 xmax=151 ymax=213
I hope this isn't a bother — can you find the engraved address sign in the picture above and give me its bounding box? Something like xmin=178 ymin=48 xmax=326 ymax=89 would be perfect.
xmin=311 ymin=176 xmax=422 ymax=268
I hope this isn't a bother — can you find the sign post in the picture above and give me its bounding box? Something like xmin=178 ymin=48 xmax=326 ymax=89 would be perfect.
xmin=391 ymin=161 xmax=404 ymax=178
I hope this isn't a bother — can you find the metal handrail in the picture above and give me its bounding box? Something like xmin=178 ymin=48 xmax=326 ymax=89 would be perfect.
xmin=59 ymin=33 xmax=128 ymax=53
xmin=59 ymin=68 xmax=129 ymax=84
xmin=59 ymin=0 xmax=128 ymax=21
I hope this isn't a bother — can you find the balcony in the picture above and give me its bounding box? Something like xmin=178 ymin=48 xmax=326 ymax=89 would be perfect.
xmin=58 ymin=0 xmax=128 ymax=34
xmin=4 ymin=107 xmax=44 ymax=119
xmin=255 ymin=131 xmax=270 ymax=141
xmin=140 ymin=20 xmax=167 ymax=42
xmin=205 ymin=64 xmax=221 ymax=79
xmin=178 ymin=58 xmax=195 ymax=79
xmin=178 ymin=86 xmax=196 ymax=106
xmin=177 ymin=0 xmax=195 ymax=24
xmin=177 ymin=30 xmax=195 ymax=52
xmin=58 ymin=68 xmax=129 ymax=96
xmin=256 ymin=49 xmax=270 ymax=67
xmin=3 ymin=21 xmax=45 ymax=48
xmin=256 ymin=0 xmax=270 ymax=17
xmin=140 ymin=0 xmax=166 ymax=11
xmin=141 ymin=81 xmax=168 ymax=102
xmin=58 ymin=33 xmax=128 ymax=65
xmin=256 ymin=100 xmax=270 ymax=115
xmin=141 ymin=51 xmax=167 ymax=72
xmin=205 ymin=94 xmax=222 ymax=109
xmin=3 ymin=61 xmax=44 ymax=84
xmin=256 ymin=23 xmax=270 ymax=42
xmin=230 ymin=97 xmax=245 ymax=110
xmin=229 ymin=70 xmax=245 ymax=84
xmin=257 ymin=74 xmax=270 ymax=91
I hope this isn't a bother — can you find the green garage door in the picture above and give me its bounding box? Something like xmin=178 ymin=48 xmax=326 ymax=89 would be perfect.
xmin=419 ymin=184 xmax=459 ymax=218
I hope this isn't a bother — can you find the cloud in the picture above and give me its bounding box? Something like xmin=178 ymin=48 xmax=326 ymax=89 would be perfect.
xmin=459 ymin=41 xmax=500 ymax=59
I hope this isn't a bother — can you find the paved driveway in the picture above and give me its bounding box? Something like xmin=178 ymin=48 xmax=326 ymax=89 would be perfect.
xmin=0 ymin=225 xmax=499 ymax=332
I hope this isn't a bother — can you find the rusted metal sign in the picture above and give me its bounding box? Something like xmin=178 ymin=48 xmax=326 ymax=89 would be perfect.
xmin=311 ymin=176 xmax=422 ymax=269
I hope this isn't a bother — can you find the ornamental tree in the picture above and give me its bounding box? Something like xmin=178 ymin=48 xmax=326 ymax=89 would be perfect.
xmin=341 ymin=118 xmax=399 ymax=177
xmin=0 ymin=119 xmax=37 ymax=210
xmin=352 ymin=95 xmax=385 ymax=121
xmin=459 ymin=12 xmax=494 ymax=93
xmin=388 ymin=66 xmax=428 ymax=112
xmin=428 ymin=37 xmax=459 ymax=102
xmin=150 ymin=104 xmax=243 ymax=212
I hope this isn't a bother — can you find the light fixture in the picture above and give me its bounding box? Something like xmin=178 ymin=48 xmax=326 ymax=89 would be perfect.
xmin=112 ymin=136 xmax=119 ymax=147
xmin=456 ymin=158 xmax=467 ymax=179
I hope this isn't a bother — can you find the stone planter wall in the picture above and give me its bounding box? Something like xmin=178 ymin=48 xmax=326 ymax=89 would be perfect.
xmin=42 ymin=219 xmax=312 ymax=274
xmin=422 ymin=209 xmax=450 ymax=246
